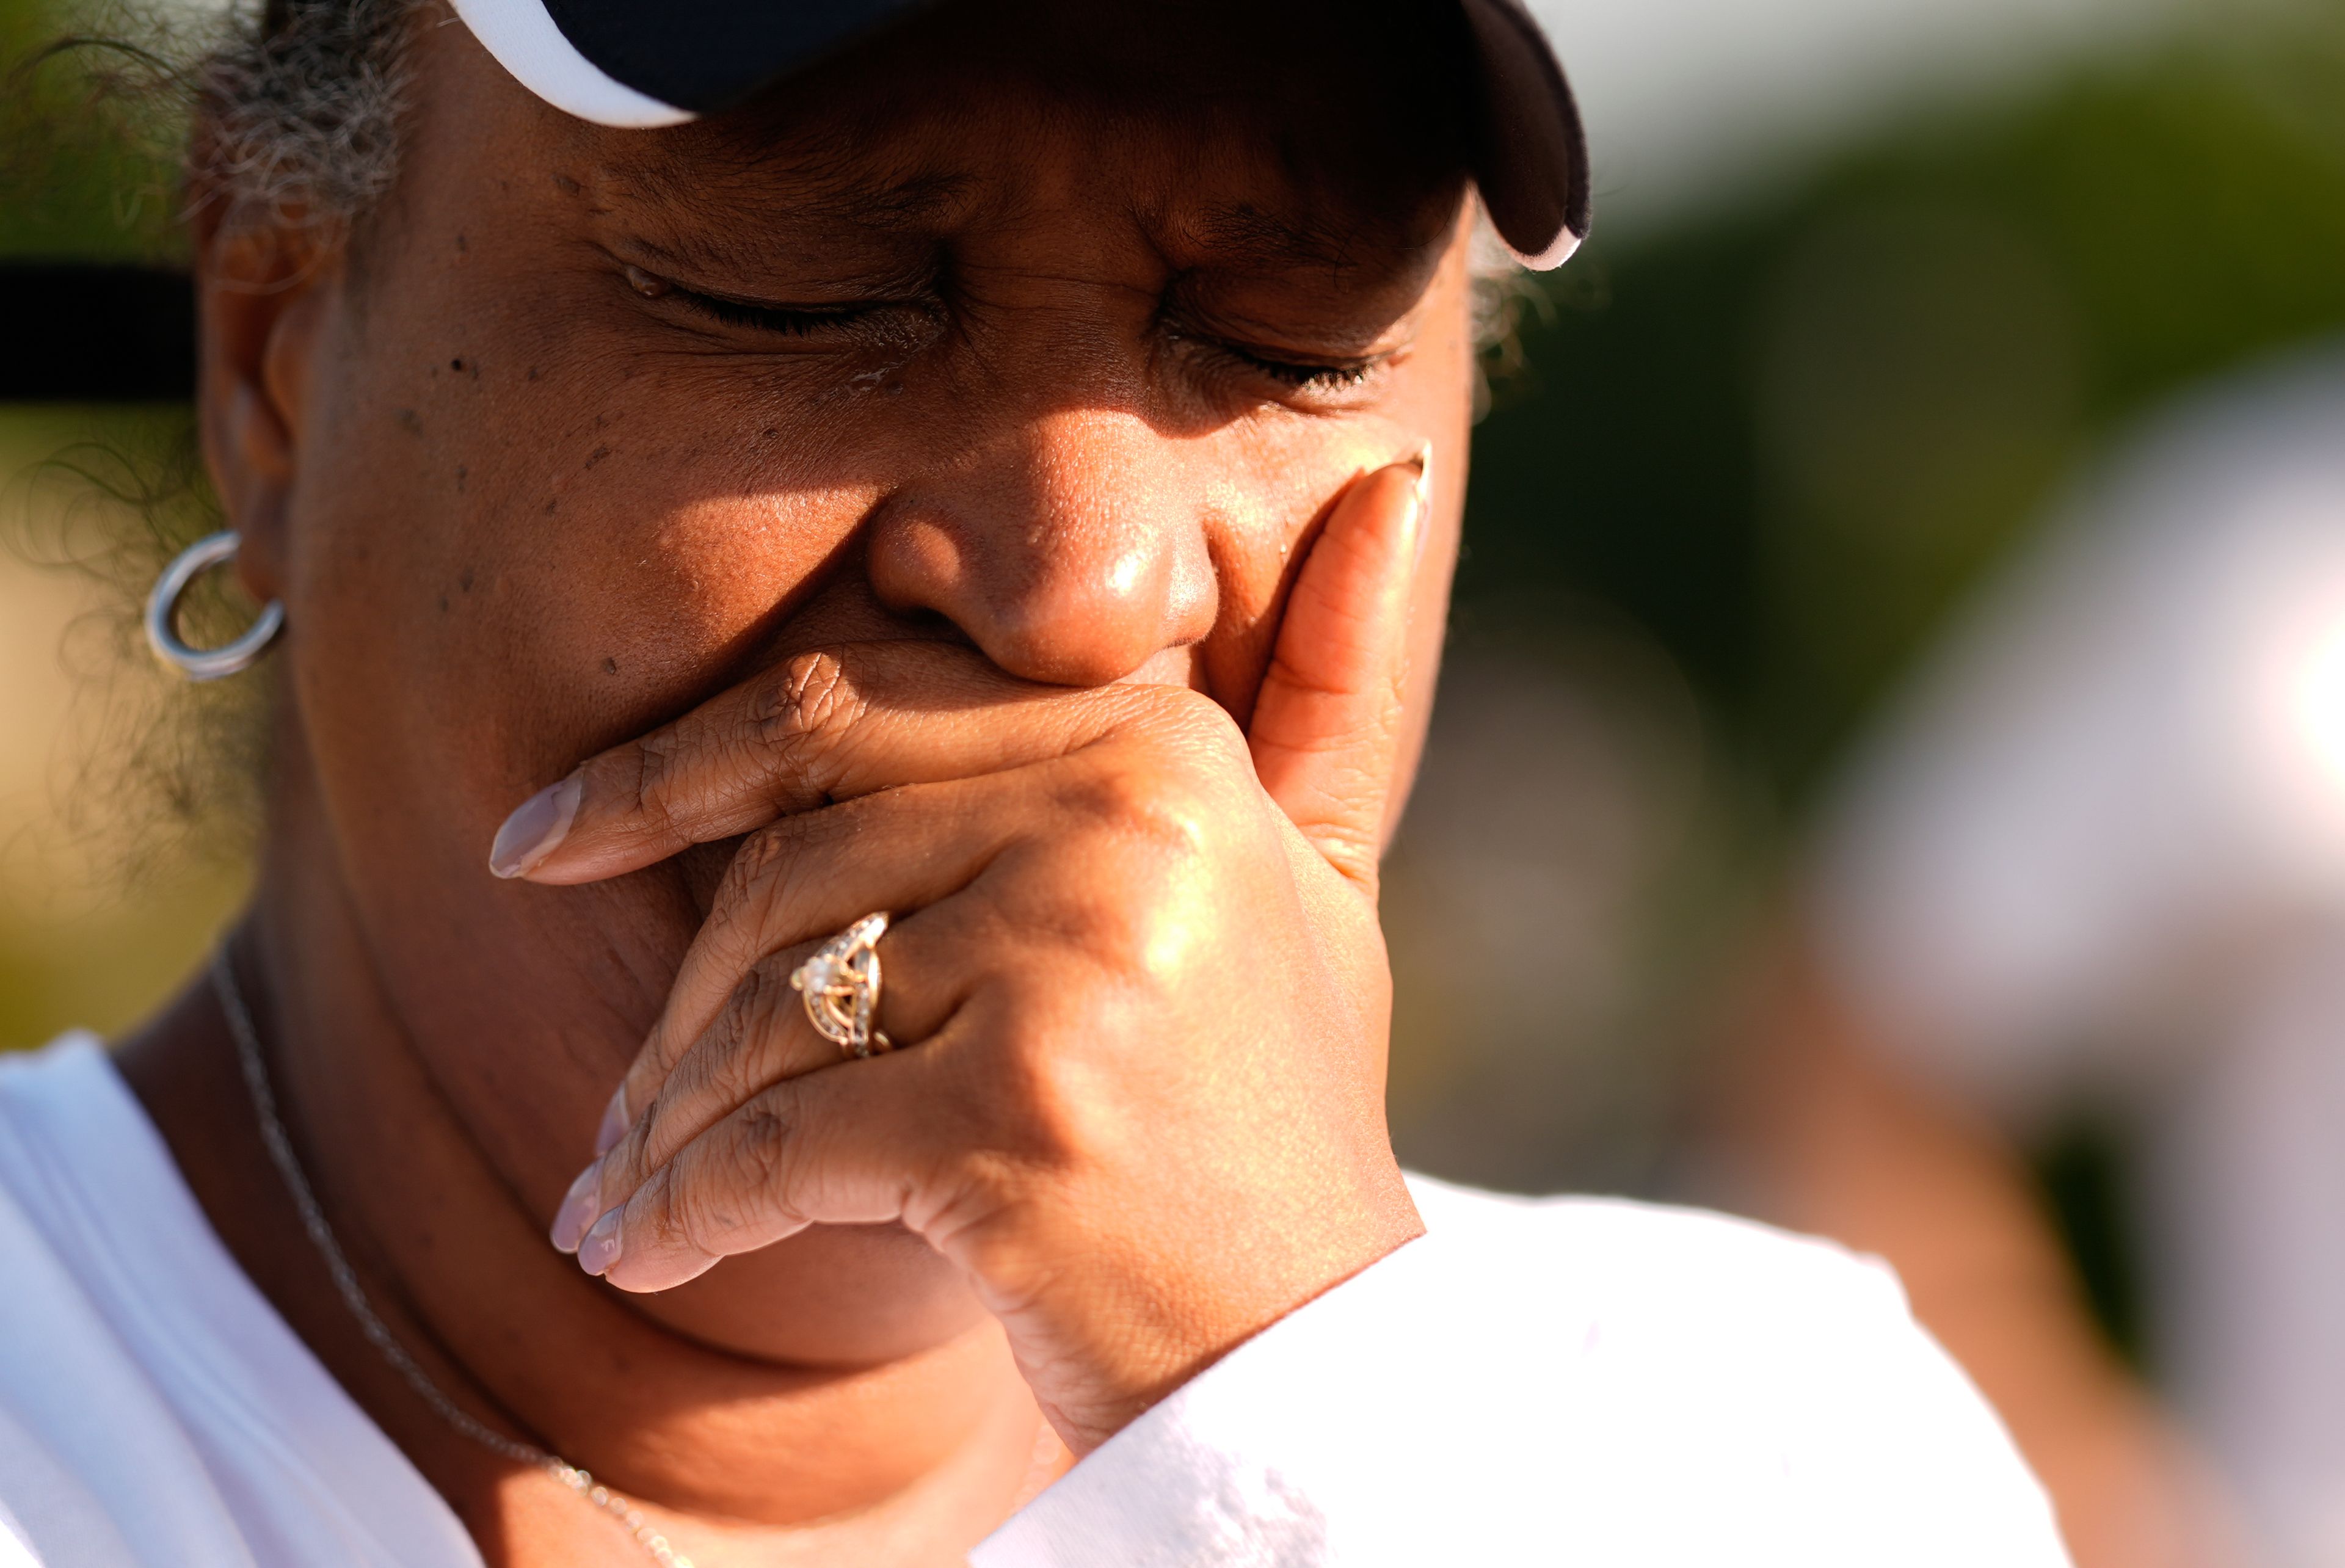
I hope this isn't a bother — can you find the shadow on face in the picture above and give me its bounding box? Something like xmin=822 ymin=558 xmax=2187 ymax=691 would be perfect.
xmin=219 ymin=0 xmax=1480 ymax=1366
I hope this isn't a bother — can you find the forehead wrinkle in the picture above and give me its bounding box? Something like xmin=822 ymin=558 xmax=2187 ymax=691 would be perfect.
xmin=602 ymin=121 xmax=984 ymax=245
xmin=584 ymin=76 xmax=1452 ymax=294
xmin=1180 ymin=201 xmax=1366 ymax=275
xmin=1167 ymin=192 xmax=1450 ymax=305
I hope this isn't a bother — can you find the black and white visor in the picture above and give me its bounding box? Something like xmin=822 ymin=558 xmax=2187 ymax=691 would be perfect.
xmin=446 ymin=0 xmax=1592 ymax=267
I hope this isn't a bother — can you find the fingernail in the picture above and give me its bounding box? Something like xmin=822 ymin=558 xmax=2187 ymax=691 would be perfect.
xmin=489 ymin=775 xmax=581 ymax=879
xmin=549 ymin=1161 xmax=603 ymax=1254
xmin=593 ymin=1081 xmax=630 ymax=1156
xmin=578 ymin=1207 xmax=625 ymax=1276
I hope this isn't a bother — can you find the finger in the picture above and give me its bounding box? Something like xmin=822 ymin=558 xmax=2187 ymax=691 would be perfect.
xmin=577 ymin=1044 xmax=954 ymax=1293
xmin=548 ymin=770 xmax=1052 ymax=1255
xmin=1247 ymin=449 xmax=1427 ymax=888
xmin=554 ymin=941 xmax=866 ymax=1254
xmin=560 ymin=891 xmax=995 ymax=1257
xmin=611 ymin=769 xmax=1041 ymax=1137
xmin=487 ymin=639 xmax=1165 ymax=885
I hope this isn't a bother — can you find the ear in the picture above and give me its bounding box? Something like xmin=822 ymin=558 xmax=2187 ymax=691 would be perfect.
xmin=192 ymin=199 xmax=341 ymax=609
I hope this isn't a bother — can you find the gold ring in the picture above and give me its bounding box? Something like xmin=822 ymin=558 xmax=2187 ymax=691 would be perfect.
xmin=790 ymin=912 xmax=893 ymax=1059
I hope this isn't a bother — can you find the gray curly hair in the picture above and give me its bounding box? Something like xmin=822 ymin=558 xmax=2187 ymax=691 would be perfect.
xmin=191 ymin=0 xmax=419 ymax=234
xmin=2 ymin=0 xmax=422 ymax=872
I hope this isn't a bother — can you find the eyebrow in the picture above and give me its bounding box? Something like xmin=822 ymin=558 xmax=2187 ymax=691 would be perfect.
xmin=611 ymin=125 xmax=983 ymax=236
xmin=608 ymin=123 xmax=1422 ymax=285
xmin=775 ymin=165 xmax=982 ymax=231
xmin=602 ymin=154 xmax=978 ymax=285
xmin=1176 ymin=197 xmax=1414 ymax=277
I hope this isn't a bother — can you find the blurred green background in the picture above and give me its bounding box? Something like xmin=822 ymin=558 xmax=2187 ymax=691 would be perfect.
xmin=1 ymin=0 xmax=243 ymax=1053
xmin=6 ymin=0 xmax=2345 ymax=1222
xmin=1418 ymin=0 xmax=2345 ymax=1204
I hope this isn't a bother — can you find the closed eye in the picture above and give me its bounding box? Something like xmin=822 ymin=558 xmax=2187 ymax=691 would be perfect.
xmin=667 ymin=286 xmax=874 ymax=338
xmin=1166 ymin=324 xmax=1389 ymax=398
xmin=623 ymin=264 xmax=936 ymax=349
xmin=1233 ymin=349 xmax=1380 ymax=391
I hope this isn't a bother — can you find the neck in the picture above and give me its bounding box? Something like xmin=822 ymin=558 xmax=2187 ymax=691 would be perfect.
xmin=117 ymin=761 xmax=1058 ymax=1563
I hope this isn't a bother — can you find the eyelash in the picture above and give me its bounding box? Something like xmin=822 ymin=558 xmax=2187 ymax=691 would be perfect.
xmin=674 ymin=291 xmax=870 ymax=336
xmin=1236 ymin=352 xmax=1377 ymax=393
xmin=1163 ymin=327 xmax=1382 ymax=397
xmin=627 ymin=265 xmax=1384 ymax=394
xmin=626 ymin=264 xmax=887 ymax=339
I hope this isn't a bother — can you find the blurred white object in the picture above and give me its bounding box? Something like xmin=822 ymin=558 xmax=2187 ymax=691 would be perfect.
xmin=1530 ymin=0 xmax=2199 ymax=228
xmin=1813 ymin=339 xmax=2345 ymax=1568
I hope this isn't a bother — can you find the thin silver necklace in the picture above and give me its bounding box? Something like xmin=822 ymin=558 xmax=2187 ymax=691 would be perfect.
xmin=209 ymin=949 xmax=696 ymax=1568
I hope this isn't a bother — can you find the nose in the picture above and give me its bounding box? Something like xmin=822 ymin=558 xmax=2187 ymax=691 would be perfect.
xmin=865 ymin=408 xmax=1218 ymax=688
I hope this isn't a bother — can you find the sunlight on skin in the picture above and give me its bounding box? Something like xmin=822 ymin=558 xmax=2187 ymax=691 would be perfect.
xmin=115 ymin=2 xmax=1485 ymax=1559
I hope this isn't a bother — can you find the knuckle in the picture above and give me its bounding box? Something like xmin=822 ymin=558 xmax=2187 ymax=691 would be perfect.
xmin=667 ymin=1175 xmax=731 ymax=1257
xmin=727 ymin=820 xmax=794 ymax=888
xmin=696 ymin=959 xmax=793 ymax=1104
xmin=638 ymin=1167 xmax=701 ymax=1255
xmin=704 ymin=796 xmax=867 ymax=962
xmin=1072 ymin=887 xmax=1181 ymax=987
xmin=1055 ymin=763 xmax=1215 ymax=863
xmin=622 ymin=726 xmax=689 ymax=838
xmin=1038 ymin=777 xmax=1221 ymax=986
xmin=602 ymin=1116 xmax=655 ymax=1204
xmin=915 ymin=1150 xmax=1031 ymax=1266
xmin=959 ymin=1011 xmax=1102 ymax=1168
xmin=747 ymin=648 xmax=870 ymax=789
xmin=702 ymin=1097 xmax=804 ymax=1238
xmin=998 ymin=1081 xmax=1088 ymax=1174
xmin=702 ymin=822 xmax=809 ymax=953
xmin=664 ymin=1123 xmax=773 ymax=1257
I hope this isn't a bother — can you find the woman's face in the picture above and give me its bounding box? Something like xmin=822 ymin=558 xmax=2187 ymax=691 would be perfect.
xmin=209 ymin=0 xmax=1477 ymax=1363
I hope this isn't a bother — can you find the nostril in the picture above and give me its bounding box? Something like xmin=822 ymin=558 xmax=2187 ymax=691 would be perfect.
xmin=864 ymin=416 xmax=1220 ymax=688
xmin=870 ymin=514 xmax=1204 ymax=687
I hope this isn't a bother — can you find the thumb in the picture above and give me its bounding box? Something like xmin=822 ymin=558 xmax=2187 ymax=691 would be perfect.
xmin=1248 ymin=446 xmax=1430 ymax=891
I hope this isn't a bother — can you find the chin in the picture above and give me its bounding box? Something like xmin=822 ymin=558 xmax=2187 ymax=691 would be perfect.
xmin=621 ymin=1220 xmax=990 ymax=1367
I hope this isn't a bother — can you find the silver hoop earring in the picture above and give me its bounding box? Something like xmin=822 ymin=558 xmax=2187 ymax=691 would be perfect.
xmin=145 ymin=531 xmax=285 ymax=681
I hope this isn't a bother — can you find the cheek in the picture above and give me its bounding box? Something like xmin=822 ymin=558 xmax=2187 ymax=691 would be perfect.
xmin=1198 ymin=404 xmax=1471 ymax=721
xmin=288 ymin=330 xmax=872 ymax=802
xmin=1205 ymin=252 xmax=1476 ymax=696
xmin=272 ymin=285 xmax=885 ymax=1051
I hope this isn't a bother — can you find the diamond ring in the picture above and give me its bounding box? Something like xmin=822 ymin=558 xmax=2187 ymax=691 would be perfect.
xmin=790 ymin=912 xmax=893 ymax=1059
